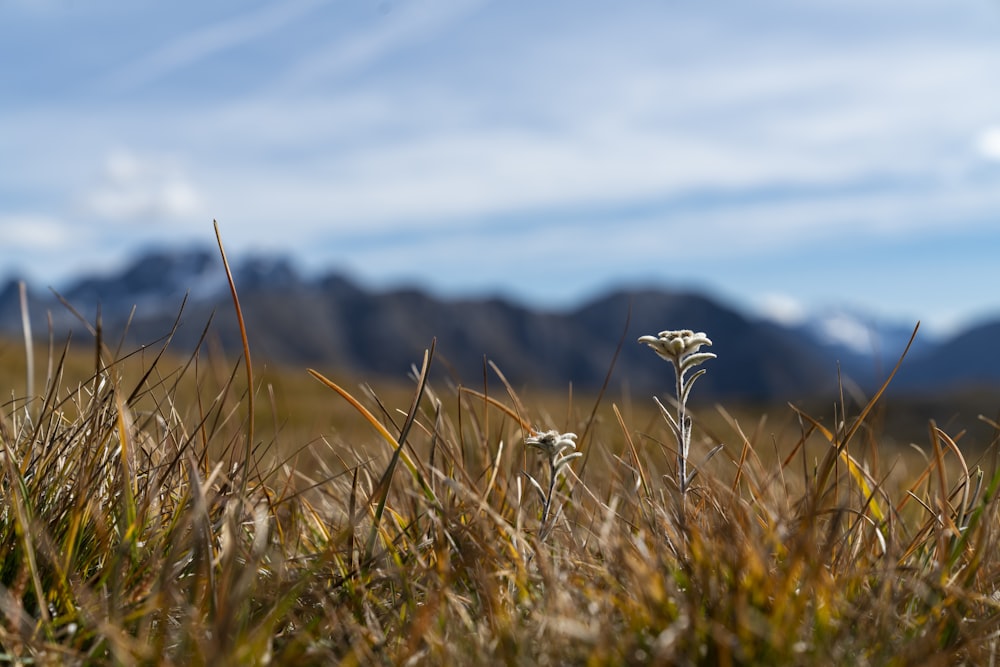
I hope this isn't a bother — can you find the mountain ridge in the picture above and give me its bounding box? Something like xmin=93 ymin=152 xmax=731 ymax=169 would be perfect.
xmin=0 ymin=246 xmax=990 ymax=401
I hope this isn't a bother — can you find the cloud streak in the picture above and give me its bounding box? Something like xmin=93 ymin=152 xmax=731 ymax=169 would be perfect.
xmin=100 ymin=0 xmax=328 ymax=92
xmin=273 ymin=0 xmax=489 ymax=93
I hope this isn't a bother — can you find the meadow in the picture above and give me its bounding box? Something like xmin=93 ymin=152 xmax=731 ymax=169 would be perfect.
xmin=1 ymin=243 xmax=1000 ymax=665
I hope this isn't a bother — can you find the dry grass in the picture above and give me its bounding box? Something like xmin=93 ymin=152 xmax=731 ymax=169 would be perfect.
xmin=0 ymin=314 xmax=999 ymax=666
xmin=2 ymin=239 xmax=1000 ymax=664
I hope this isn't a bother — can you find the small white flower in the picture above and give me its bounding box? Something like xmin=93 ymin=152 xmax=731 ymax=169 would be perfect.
xmin=637 ymin=329 xmax=715 ymax=368
xmin=527 ymin=430 xmax=582 ymax=473
xmin=638 ymin=329 xmax=717 ymax=497
xmin=527 ymin=429 xmax=576 ymax=455
xmin=525 ymin=429 xmax=582 ymax=538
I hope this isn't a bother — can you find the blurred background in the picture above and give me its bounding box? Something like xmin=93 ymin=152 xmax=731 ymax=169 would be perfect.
xmin=4 ymin=1 xmax=1000 ymax=333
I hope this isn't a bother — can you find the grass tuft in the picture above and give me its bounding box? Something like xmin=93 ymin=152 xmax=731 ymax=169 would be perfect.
xmin=1 ymin=286 xmax=1000 ymax=664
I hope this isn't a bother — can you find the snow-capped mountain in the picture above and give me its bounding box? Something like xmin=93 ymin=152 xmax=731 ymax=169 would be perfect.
xmin=754 ymin=297 xmax=939 ymax=383
xmin=0 ymin=247 xmax=995 ymax=400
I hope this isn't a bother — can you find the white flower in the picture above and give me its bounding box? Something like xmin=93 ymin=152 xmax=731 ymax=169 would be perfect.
xmin=525 ymin=429 xmax=582 ymax=538
xmin=637 ymin=329 xmax=716 ymax=370
xmin=638 ymin=329 xmax=717 ymax=497
xmin=526 ymin=430 xmax=582 ymax=473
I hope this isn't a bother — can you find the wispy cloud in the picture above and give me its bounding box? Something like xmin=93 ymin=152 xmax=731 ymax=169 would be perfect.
xmin=100 ymin=0 xmax=328 ymax=92
xmin=4 ymin=0 xmax=1000 ymax=327
xmin=273 ymin=0 xmax=489 ymax=93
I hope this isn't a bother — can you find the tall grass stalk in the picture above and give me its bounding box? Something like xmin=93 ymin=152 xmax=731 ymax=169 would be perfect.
xmin=18 ymin=281 xmax=33 ymax=406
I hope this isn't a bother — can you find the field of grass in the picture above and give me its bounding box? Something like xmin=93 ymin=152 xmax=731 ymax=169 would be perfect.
xmin=2 ymin=284 xmax=1000 ymax=665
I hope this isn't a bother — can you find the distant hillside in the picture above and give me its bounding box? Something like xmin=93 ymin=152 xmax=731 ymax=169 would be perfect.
xmin=892 ymin=319 xmax=1000 ymax=393
xmin=0 ymin=247 xmax=993 ymax=401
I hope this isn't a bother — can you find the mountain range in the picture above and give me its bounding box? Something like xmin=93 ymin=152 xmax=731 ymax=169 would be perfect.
xmin=0 ymin=247 xmax=994 ymax=402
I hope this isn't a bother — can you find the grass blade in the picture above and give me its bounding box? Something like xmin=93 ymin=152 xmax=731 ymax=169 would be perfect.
xmin=214 ymin=220 xmax=254 ymax=502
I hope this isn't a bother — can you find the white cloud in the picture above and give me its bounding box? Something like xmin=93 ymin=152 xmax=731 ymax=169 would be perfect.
xmin=11 ymin=1 xmax=1000 ymax=239
xmin=165 ymin=23 xmax=1000 ymax=237
xmin=817 ymin=312 xmax=879 ymax=354
xmin=0 ymin=215 xmax=76 ymax=250
xmin=977 ymin=127 xmax=1000 ymax=161
xmin=80 ymin=149 xmax=205 ymax=222
xmin=756 ymin=294 xmax=808 ymax=326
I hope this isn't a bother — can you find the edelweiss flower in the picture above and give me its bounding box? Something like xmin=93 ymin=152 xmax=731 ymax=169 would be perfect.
xmin=637 ymin=329 xmax=716 ymax=370
xmin=638 ymin=329 xmax=717 ymax=497
xmin=525 ymin=429 xmax=582 ymax=538
xmin=526 ymin=430 xmax=581 ymax=473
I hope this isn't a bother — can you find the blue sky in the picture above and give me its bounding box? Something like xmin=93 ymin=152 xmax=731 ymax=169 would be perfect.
xmin=4 ymin=1 xmax=1000 ymax=336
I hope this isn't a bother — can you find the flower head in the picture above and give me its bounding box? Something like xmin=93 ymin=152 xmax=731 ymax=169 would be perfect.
xmin=638 ymin=329 xmax=712 ymax=358
xmin=638 ymin=329 xmax=716 ymax=371
xmin=526 ymin=430 xmax=581 ymax=472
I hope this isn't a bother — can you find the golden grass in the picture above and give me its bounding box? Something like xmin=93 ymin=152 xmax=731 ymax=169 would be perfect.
xmin=1 ymin=240 xmax=999 ymax=664
xmin=0 ymin=313 xmax=999 ymax=666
